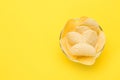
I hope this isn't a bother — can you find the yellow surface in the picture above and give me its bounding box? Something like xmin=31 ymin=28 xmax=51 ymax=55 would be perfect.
xmin=0 ymin=0 xmax=120 ymax=80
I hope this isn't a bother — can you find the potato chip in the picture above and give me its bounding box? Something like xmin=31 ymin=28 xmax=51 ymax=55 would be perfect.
xmin=70 ymin=43 xmax=96 ymax=56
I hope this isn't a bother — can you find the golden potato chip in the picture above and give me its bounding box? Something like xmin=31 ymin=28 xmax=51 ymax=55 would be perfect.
xmin=70 ymin=43 xmax=96 ymax=56
xmin=66 ymin=32 xmax=86 ymax=45
xmin=83 ymin=30 xmax=98 ymax=46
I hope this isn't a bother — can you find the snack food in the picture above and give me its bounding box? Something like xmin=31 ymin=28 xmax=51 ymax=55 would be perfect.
xmin=60 ymin=17 xmax=105 ymax=65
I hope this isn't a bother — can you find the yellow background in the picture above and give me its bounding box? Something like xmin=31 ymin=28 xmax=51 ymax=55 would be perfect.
xmin=0 ymin=0 xmax=120 ymax=80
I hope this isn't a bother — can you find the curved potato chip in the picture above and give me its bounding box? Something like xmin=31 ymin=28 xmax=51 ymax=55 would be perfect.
xmin=83 ymin=30 xmax=98 ymax=46
xmin=76 ymin=26 xmax=90 ymax=33
xmin=70 ymin=43 xmax=96 ymax=56
xmin=95 ymin=31 xmax=105 ymax=52
xmin=82 ymin=18 xmax=100 ymax=33
xmin=66 ymin=32 xmax=86 ymax=45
